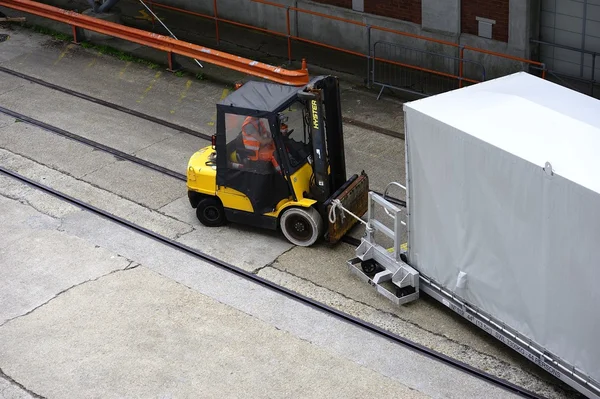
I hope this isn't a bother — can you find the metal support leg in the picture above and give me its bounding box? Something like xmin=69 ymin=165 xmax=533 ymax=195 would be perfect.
xmin=167 ymin=52 xmax=182 ymax=73
xmin=71 ymin=25 xmax=81 ymax=44
xmin=376 ymin=85 xmax=386 ymax=100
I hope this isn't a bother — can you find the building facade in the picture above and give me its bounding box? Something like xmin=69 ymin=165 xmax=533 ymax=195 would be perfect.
xmin=309 ymin=0 xmax=598 ymax=95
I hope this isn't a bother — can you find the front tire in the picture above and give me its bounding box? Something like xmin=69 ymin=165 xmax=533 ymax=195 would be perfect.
xmin=280 ymin=207 xmax=323 ymax=247
xmin=196 ymin=197 xmax=226 ymax=227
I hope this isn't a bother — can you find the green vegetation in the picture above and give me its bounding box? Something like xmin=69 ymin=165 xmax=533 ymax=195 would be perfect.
xmin=23 ymin=24 xmax=213 ymax=81
xmin=26 ymin=23 xmax=159 ymax=69
xmin=28 ymin=24 xmax=71 ymax=41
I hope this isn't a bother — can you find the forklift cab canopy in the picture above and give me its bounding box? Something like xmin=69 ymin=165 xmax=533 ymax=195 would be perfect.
xmin=214 ymin=80 xmax=314 ymax=215
xmin=217 ymin=80 xmax=301 ymax=115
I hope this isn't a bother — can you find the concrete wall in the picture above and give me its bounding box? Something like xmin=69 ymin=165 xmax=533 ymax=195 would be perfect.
xmin=106 ymin=0 xmax=535 ymax=83
xmin=459 ymin=0 xmax=535 ymax=80
xmin=198 ymin=0 xmax=533 ymax=80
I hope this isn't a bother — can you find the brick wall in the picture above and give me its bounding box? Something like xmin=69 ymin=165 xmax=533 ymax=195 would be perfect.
xmin=364 ymin=0 xmax=421 ymax=25
xmin=311 ymin=0 xmax=422 ymax=25
xmin=461 ymin=0 xmax=509 ymax=42
xmin=310 ymin=0 xmax=352 ymax=9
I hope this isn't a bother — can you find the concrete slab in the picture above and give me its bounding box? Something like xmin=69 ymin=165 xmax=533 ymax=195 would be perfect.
xmin=343 ymin=123 xmax=406 ymax=192
xmin=260 ymin=257 xmax=560 ymax=396
xmin=341 ymin=87 xmax=405 ymax=135
xmin=0 ymin=267 xmax=431 ymax=399
xmin=0 ymin=195 xmax=131 ymax=326
xmin=132 ymin=131 xmax=203 ymax=173
xmin=0 ymin=76 xmax=179 ymax=154
xmin=0 ymin=183 xmax=518 ymax=399
xmin=0 ymin=24 xmax=578 ymax=398
xmin=81 ymin=8 xmax=121 ymax=41
xmin=123 ymin=204 xmax=193 ymax=239
xmin=158 ymin=195 xmax=197 ymax=225
xmin=0 ymin=150 xmax=192 ymax=239
xmin=0 ymin=121 xmax=119 ymax=179
xmin=0 ymin=375 xmax=36 ymax=399
xmin=0 ymin=36 xmax=229 ymax=135
xmin=176 ymin=223 xmax=294 ymax=272
xmin=0 ymin=113 xmax=15 ymax=130
xmin=81 ymin=159 xmax=184 ymax=209
xmin=0 ymin=25 xmax=47 ymax=65
xmin=0 ymin=174 xmax=81 ymax=221
xmin=0 ymin=75 xmax=23 ymax=98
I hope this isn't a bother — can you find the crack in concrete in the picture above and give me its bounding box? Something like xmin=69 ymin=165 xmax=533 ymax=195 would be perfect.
xmin=0 ymin=131 xmax=181 ymax=209
xmin=0 ymin=265 xmax=137 ymax=329
xmin=125 ymin=261 xmax=141 ymax=270
xmin=0 ymin=153 xmax=188 ymax=227
xmin=0 ymin=188 xmax=75 ymax=222
xmin=0 ymin=367 xmax=46 ymax=399
xmin=130 ymin=135 xmax=174 ymax=156
xmin=172 ymin=226 xmax=195 ymax=240
xmin=270 ymin=264 xmax=461 ymax=340
xmin=250 ymin=245 xmax=296 ymax=275
xmin=77 ymin=156 xmax=119 ymax=180
xmin=261 ymin=264 xmax=548 ymax=383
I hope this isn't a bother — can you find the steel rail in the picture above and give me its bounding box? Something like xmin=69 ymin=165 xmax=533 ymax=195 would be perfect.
xmin=0 ymin=66 xmax=403 ymax=140
xmin=0 ymin=165 xmax=545 ymax=399
xmin=0 ymin=105 xmax=401 ymax=211
xmin=0 ymin=0 xmax=310 ymax=86
xmin=0 ymin=105 xmax=556 ymax=397
xmin=0 ymin=103 xmax=373 ymax=249
xmin=0 ymin=106 xmax=187 ymax=181
xmin=0 ymin=67 xmax=211 ymax=141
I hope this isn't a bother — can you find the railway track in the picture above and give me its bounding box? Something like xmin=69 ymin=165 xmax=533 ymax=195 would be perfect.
xmin=0 ymin=66 xmax=403 ymax=140
xmin=0 ymin=164 xmax=545 ymax=399
xmin=0 ymin=74 xmax=554 ymax=397
xmin=0 ymin=29 xmax=575 ymax=399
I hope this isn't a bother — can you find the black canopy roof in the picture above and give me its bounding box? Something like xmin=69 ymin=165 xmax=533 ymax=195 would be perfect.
xmin=218 ymin=80 xmax=301 ymax=112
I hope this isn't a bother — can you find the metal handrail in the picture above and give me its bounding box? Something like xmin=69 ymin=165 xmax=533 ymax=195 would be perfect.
xmin=140 ymin=0 xmax=546 ymax=89
xmin=0 ymin=0 xmax=311 ymax=86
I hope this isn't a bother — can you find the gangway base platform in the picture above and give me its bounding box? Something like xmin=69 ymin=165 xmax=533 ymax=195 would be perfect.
xmin=346 ymin=184 xmax=420 ymax=306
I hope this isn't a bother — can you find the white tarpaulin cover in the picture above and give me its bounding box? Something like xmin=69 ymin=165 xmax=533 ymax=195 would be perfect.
xmin=403 ymin=72 xmax=600 ymax=384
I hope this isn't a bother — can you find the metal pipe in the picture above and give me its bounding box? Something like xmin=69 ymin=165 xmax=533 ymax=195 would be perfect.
xmin=286 ymin=7 xmax=291 ymax=63
xmin=213 ymin=0 xmax=219 ymax=45
xmin=459 ymin=46 xmax=464 ymax=88
xmin=138 ymin=0 xmax=203 ymax=68
xmin=591 ymin=54 xmax=596 ymax=95
xmin=581 ymin=0 xmax=588 ymax=78
xmin=366 ymin=25 xmax=371 ymax=89
xmin=294 ymin=0 xmax=298 ymax=38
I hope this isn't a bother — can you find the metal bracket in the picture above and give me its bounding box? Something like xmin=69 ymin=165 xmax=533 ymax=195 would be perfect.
xmin=346 ymin=187 xmax=419 ymax=306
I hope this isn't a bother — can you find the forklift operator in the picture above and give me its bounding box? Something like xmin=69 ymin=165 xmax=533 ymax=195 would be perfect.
xmin=241 ymin=116 xmax=282 ymax=173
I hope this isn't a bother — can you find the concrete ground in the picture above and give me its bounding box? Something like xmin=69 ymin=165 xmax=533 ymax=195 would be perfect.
xmin=0 ymin=17 xmax=581 ymax=399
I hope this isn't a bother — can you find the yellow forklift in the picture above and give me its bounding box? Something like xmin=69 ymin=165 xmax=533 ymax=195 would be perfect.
xmin=186 ymin=76 xmax=369 ymax=246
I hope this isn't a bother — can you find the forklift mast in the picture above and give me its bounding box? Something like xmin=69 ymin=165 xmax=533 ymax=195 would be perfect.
xmin=300 ymin=76 xmax=348 ymax=202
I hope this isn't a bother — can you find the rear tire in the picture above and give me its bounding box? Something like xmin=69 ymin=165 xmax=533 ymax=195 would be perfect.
xmin=280 ymin=207 xmax=323 ymax=247
xmin=196 ymin=197 xmax=226 ymax=227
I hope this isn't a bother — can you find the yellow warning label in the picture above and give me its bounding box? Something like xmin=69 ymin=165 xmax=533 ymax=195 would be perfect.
xmin=387 ymin=243 xmax=408 ymax=253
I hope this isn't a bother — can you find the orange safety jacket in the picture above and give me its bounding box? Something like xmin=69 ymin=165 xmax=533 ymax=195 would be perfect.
xmin=241 ymin=117 xmax=281 ymax=173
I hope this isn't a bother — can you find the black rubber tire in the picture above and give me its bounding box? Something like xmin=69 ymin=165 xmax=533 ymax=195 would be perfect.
xmin=280 ymin=207 xmax=323 ymax=247
xmin=196 ymin=197 xmax=226 ymax=227
xmin=361 ymin=260 xmax=378 ymax=274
